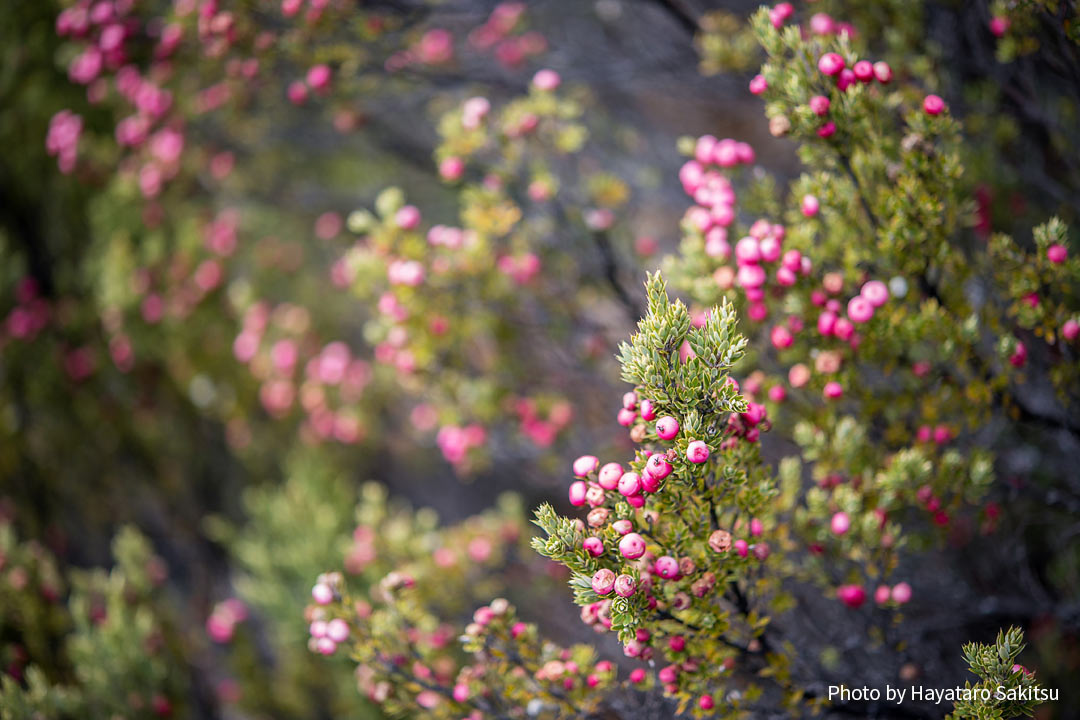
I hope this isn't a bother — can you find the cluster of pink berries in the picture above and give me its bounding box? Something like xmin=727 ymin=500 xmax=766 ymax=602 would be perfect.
xmin=916 ymin=485 xmax=951 ymax=527
xmin=512 ymin=397 xmax=574 ymax=448
xmin=233 ymin=302 xmax=370 ymax=445
xmin=4 ymin=278 xmax=51 ymax=344
xmin=435 ymin=424 xmax=488 ymax=468
xmin=710 ymin=218 xmax=811 ymax=323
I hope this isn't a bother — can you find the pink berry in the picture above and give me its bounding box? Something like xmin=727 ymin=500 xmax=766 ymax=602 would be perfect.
xmin=598 ymin=462 xmax=623 ymax=490
xmin=872 ymin=61 xmax=893 ymax=84
xmin=645 ymin=453 xmax=672 ymax=482
xmin=836 ymin=68 xmax=857 ymax=91
xmin=874 ymin=585 xmax=891 ymax=605
xmin=750 ymin=518 xmax=763 ymax=537
xmin=699 ymin=695 xmax=715 ymax=710
xmin=654 ymin=555 xmax=679 ymax=579
xmin=439 ymin=156 xmax=464 ymax=181
xmin=583 ymin=537 xmax=604 ymax=557
xmin=801 ymin=194 xmax=820 ymax=217
xmin=394 ymin=205 xmax=421 ymax=230
xmin=837 ymin=584 xmax=866 ymax=608
xmin=989 ymin=16 xmax=1010 ymax=37
xmin=770 ymin=325 xmax=793 ymax=349
xmin=614 ymin=574 xmax=637 ymax=598
xmin=1063 ymin=319 xmax=1079 ymax=342
xmin=768 ymin=385 xmax=787 ymax=402
xmin=617 ymin=407 xmax=637 ymax=426
xmin=612 ymin=519 xmax=633 ymax=535
xmin=619 ymin=533 xmax=646 ymax=560
xmin=618 ymin=472 xmax=642 ymax=497
xmin=1047 ymin=244 xmax=1068 ymax=263
xmin=326 ymin=618 xmax=349 ymax=642
xmin=923 ymin=94 xmax=945 ymax=115
xmin=312 ymin=583 xmax=333 ymax=605
xmin=891 ymin=582 xmax=912 ymax=604
xmin=734 ymin=539 xmax=749 ymax=557
xmin=287 ymin=80 xmax=308 ymax=105
xmin=572 ymin=455 xmax=599 ymax=477
xmin=630 ymin=668 xmax=647 ymax=684
xmin=639 ymin=398 xmax=657 ymax=421
xmin=809 ymin=95 xmax=831 ymax=116
xmin=853 ymin=60 xmax=873 ymax=82
xmin=847 ymin=296 xmax=874 ymax=324
xmin=1009 ymin=340 xmax=1027 ymax=367
xmin=686 ymin=440 xmax=710 ymax=463
xmin=532 ymin=69 xmax=561 ymax=91
xmin=831 ymin=511 xmax=851 ymax=535
xmin=656 ymin=416 xmax=680 ymax=440
xmin=817 ymin=52 xmax=846 ymax=77
xmin=749 ymin=74 xmax=768 ymax=95
xmin=592 ymin=569 xmax=616 ymax=595
xmin=823 ymin=381 xmax=844 ymax=400
xmin=669 ymin=635 xmax=686 ymax=651
xmin=316 ymin=637 xmax=336 ymax=655
xmin=569 ymin=480 xmax=588 ymax=507
xmin=860 ymin=280 xmax=889 ymax=307
xmin=306 ymin=64 xmax=331 ymax=91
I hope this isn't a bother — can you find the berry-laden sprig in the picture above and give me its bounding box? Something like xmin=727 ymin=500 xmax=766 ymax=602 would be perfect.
xmin=302 ymin=503 xmax=615 ymax=720
xmin=533 ymin=271 xmax=787 ymax=716
xmin=664 ymin=2 xmax=1078 ymax=617
xmin=946 ymin=626 xmax=1050 ymax=719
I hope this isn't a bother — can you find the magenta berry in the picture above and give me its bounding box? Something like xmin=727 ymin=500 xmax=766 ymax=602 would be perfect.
xmin=591 ymin=568 xmax=616 ymax=595
xmin=669 ymin=635 xmax=686 ymax=651
xmin=847 ymin=295 xmax=874 ymax=324
xmin=830 ymin=511 xmax=850 ymax=535
xmin=629 ymin=668 xmax=647 ymax=684
xmin=619 ymin=532 xmax=646 ymax=559
xmin=572 ymin=455 xmax=599 ymax=477
xmin=583 ymin=537 xmax=604 ymax=557
xmin=989 ymin=16 xmax=1010 ymax=37
xmin=686 ymin=440 xmax=710 ymax=463
xmin=801 ymin=194 xmax=820 ymax=217
xmin=639 ymin=398 xmax=657 ymax=420
xmin=860 ymin=280 xmax=889 ymax=307
xmin=853 ymin=60 xmax=873 ymax=82
xmin=749 ymin=74 xmax=767 ymax=95
xmin=326 ymin=618 xmax=349 ymax=642
xmin=644 ymin=454 xmax=672 ymax=482
xmin=823 ymin=381 xmax=844 ymax=400
xmin=872 ymin=61 xmax=893 ymax=83
xmin=617 ymin=471 xmax=641 ymax=497
xmin=568 ymin=480 xmax=587 ymax=507
xmin=891 ymin=582 xmax=912 ymax=604
xmin=837 ymin=584 xmax=866 ymax=608
xmin=532 ymin=69 xmax=561 ymax=91
xmin=597 ymin=462 xmax=623 ymax=490
xmin=817 ymin=52 xmax=846 ymax=76
xmin=809 ymin=95 xmax=830 ymax=116
xmin=312 ymin=582 xmax=333 ymax=605
xmin=1047 ymin=243 xmax=1067 ymax=263
xmin=734 ymin=539 xmax=749 ymax=557
xmin=836 ymin=68 xmax=856 ymax=91
xmin=699 ymin=695 xmax=715 ymax=710
xmin=1063 ymin=319 xmax=1079 ymax=342
xmin=750 ymin=517 xmax=763 ymax=537
xmin=655 ymin=555 xmax=679 ymax=579
xmin=655 ymin=416 xmax=679 ymax=439
xmin=923 ymin=94 xmax=946 ymax=115
xmin=614 ymin=574 xmax=637 ymax=598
